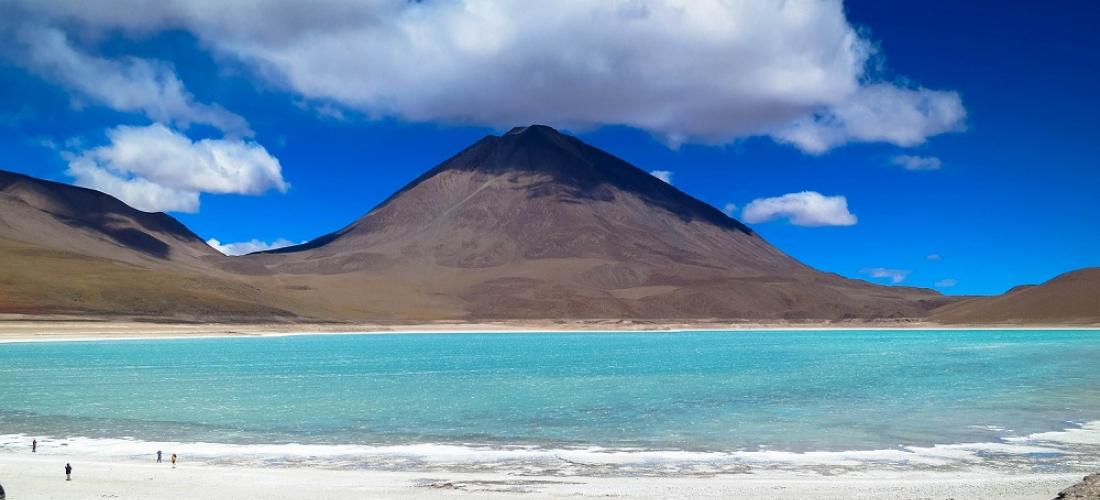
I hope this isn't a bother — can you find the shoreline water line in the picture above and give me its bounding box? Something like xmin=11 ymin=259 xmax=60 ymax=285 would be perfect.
xmin=2 ymin=325 xmax=1100 ymax=345
xmin=1 ymin=420 xmax=1098 ymax=476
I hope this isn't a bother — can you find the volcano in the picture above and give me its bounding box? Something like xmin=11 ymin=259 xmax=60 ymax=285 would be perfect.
xmin=239 ymin=125 xmax=947 ymax=320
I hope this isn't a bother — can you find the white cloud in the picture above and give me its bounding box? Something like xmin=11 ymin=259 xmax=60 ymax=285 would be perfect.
xmin=935 ymin=278 xmax=958 ymax=287
xmin=892 ymin=154 xmax=943 ymax=171
xmin=12 ymin=26 xmax=251 ymax=136
xmin=861 ymin=267 xmax=910 ymax=284
xmin=65 ymin=123 xmax=287 ymax=212
xmin=773 ymin=84 xmax=964 ymax=154
xmin=741 ymin=191 xmax=857 ymax=227
xmin=7 ymin=0 xmax=965 ymax=152
xmin=649 ymin=170 xmax=673 ymax=184
xmin=66 ymin=159 xmax=200 ymax=212
xmin=927 ymin=253 xmax=942 ymax=261
xmin=207 ymin=238 xmax=300 ymax=256
xmin=722 ymin=203 xmax=738 ymax=216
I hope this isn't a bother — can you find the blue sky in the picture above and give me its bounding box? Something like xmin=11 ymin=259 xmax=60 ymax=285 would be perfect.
xmin=0 ymin=1 xmax=1097 ymax=296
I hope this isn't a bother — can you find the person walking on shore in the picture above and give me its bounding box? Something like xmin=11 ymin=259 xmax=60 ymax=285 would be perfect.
xmin=171 ymin=453 xmax=176 ymax=468
xmin=156 ymin=450 xmax=162 ymax=463
xmin=64 ymin=463 xmax=72 ymax=481
xmin=32 ymin=439 xmax=36 ymax=453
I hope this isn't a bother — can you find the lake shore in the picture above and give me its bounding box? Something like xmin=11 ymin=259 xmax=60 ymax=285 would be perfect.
xmin=2 ymin=316 xmax=1098 ymax=343
xmin=3 ymin=323 xmax=1098 ymax=500
xmin=0 ymin=452 xmax=1084 ymax=500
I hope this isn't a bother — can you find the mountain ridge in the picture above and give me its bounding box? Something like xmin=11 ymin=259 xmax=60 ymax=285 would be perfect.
xmin=4 ymin=125 xmax=1091 ymax=323
xmin=0 ymin=169 xmax=220 ymax=267
xmin=0 ymin=169 xmax=301 ymax=319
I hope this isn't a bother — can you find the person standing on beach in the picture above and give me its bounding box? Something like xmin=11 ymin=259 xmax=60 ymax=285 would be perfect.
xmin=32 ymin=439 xmax=36 ymax=453
xmin=171 ymin=453 xmax=176 ymax=468
xmin=156 ymin=450 xmax=162 ymax=463
xmin=64 ymin=463 xmax=72 ymax=481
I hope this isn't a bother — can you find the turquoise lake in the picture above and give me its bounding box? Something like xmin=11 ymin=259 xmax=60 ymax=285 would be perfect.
xmin=2 ymin=330 xmax=1099 ymax=474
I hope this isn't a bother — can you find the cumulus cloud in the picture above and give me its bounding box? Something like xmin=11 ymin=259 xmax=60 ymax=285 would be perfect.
xmin=11 ymin=26 xmax=251 ymax=136
xmin=773 ymin=84 xmax=964 ymax=154
xmin=722 ymin=203 xmax=738 ymax=216
xmin=935 ymin=278 xmax=958 ymax=287
xmin=861 ymin=267 xmax=910 ymax=284
xmin=66 ymin=160 xmax=199 ymax=212
xmin=741 ymin=191 xmax=857 ymax=227
xmin=649 ymin=170 xmax=673 ymax=184
xmin=6 ymin=0 xmax=965 ymax=152
xmin=927 ymin=253 xmax=943 ymax=261
xmin=207 ymin=238 xmax=300 ymax=256
xmin=65 ymin=123 xmax=287 ymax=212
xmin=892 ymin=154 xmax=943 ymax=171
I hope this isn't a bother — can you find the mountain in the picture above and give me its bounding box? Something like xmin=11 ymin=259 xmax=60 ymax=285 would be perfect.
xmin=0 ymin=170 xmax=297 ymax=319
xmin=239 ymin=125 xmax=949 ymax=320
xmin=5 ymin=127 xmax=1092 ymax=324
xmin=0 ymin=170 xmax=220 ymax=268
xmin=933 ymin=268 xmax=1100 ymax=324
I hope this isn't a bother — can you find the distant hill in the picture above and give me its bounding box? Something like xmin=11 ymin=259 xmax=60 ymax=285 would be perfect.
xmin=0 ymin=170 xmax=220 ymax=269
xmin=238 ymin=125 xmax=949 ymax=320
xmin=0 ymin=170 xmax=298 ymax=319
xmin=933 ymin=268 xmax=1100 ymax=324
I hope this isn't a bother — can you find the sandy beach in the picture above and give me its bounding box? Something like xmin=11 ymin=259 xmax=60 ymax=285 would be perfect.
xmin=0 ymin=452 xmax=1086 ymax=500
xmin=1 ymin=316 xmax=1097 ymax=344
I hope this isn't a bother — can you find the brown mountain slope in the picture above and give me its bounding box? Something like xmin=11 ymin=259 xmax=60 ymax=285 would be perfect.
xmin=933 ymin=268 xmax=1100 ymax=324
xmin=0 ymin=237 xmax=295 ymax=319
xmin=240 ymin=125 xmax=949 ymax=320
xmin=0 ymin=170 xmax=303 ymax=319
xmin=0 ymin=170 xmax=221 ymax=270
